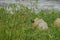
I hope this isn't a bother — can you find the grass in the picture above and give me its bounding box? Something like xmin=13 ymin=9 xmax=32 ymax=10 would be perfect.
xmin=0 ymin=5 xmax=60 ymax=40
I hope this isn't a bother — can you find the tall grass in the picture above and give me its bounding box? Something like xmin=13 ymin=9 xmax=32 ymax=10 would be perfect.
xmin=0 ymin=4 xmax=60 ymax=40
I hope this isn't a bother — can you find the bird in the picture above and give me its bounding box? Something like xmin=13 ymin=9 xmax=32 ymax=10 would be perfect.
xmin=54 ymin=18 xmax=60 ymax=27
xmin=32 ymin=18 xmax=48 ymax=30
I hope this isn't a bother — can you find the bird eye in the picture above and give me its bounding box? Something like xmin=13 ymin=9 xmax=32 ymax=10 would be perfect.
xmin=31 ymin=20 xmax=34 ymax=23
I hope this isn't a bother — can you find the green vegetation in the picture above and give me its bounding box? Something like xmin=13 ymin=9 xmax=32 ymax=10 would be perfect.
xmin=0 ymin=5 xmax=60 ymax=40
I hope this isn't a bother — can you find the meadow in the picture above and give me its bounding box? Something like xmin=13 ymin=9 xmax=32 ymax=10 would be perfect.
xmin=0 ymin=4 xmax=60 ymax=40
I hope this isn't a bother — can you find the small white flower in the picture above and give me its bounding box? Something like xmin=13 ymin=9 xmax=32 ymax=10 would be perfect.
xmin=10 ymin=11 xmax=14 ymax=14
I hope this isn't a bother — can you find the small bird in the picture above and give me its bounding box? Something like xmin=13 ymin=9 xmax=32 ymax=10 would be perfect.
xmin=54 ymin=18 xmax=60 ymax=27
xmin=32 ymin=18 xmax=48 ymax=30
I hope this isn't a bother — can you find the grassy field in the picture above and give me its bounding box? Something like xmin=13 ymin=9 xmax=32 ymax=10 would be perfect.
xmin=0 ymin=5 xmax=60 ymax=40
